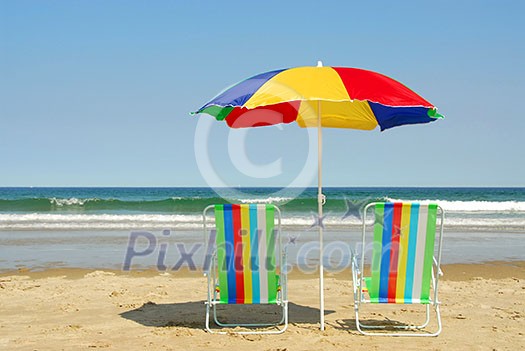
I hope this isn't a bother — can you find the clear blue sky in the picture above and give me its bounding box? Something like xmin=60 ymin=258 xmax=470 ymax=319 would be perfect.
xmin=1 ymin=0 xmax=524 ymax=187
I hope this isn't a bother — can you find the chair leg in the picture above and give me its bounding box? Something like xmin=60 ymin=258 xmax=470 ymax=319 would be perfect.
xmin=282 ymin=301 xmax=289 ymax=333
xmin=205 ymin=301 xmax=213 ymax=334
xmin=207 ymin=301 xmax=288 ymax=334
xmin=415 ymin=304 xmax=431 ymax=329
xmin=355 ymin=303 xmax=442 ymax=337
xmin=433 ymin=303 xmax=442 ymax=336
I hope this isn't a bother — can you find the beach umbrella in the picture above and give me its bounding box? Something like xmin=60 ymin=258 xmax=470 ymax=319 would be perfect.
xmin=191 ymin=61 xmax=443 ymax=330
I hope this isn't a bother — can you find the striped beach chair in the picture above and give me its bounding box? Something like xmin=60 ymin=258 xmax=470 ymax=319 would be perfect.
xmin=352 ymin=202 xmax=445 ymax=336
xmin=203 ymin=204 xmax=288 ymax=334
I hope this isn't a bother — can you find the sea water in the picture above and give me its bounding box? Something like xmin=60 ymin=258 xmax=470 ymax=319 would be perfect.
xmin=0 ymin=187 xmax=524 ymax=271
xmin=1 ymin=187 xmax=524 ymax=231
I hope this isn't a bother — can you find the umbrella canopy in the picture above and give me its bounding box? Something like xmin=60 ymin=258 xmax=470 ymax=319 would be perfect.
xmin=192 ymin=65 xmax=443 ymax=130
xmin=192 ymin=63 xmax=443 ymax=331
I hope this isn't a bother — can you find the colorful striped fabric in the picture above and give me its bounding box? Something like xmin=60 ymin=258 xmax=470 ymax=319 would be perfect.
xmin=367 ymin=203 xmax=438 ymax=304
xmin=214 ymin=204 xmax=278 ymax=304
xmin=192 ymin=66 xmax=443 ymax=131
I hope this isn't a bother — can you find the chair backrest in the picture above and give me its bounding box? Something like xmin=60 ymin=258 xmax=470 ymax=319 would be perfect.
xmin=368 ymin=202 xmax=439 ymax=304
xmin=214 ymin=204 xmax=279 ymax=305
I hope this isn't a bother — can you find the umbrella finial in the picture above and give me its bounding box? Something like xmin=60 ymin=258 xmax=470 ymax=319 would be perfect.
xmin=317 ymin=60 xmax=323 ymax=67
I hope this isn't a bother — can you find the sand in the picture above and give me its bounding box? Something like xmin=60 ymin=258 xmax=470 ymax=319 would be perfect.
xmin=0 ymin=262 xmax=524 ymax=350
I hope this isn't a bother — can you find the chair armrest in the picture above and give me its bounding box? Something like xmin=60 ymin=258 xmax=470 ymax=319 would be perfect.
xmin=203 ymin=251 xmax=217 ymax=277
xmin=282 ymin=246 xmax=288 ymax=281
xmin=352 ymin=253 xmax=361 ymax=276
xmin=433 ymin=256 xmax=443 ymax=276
xmin=351 ymin=254 xmax=361 ymax=288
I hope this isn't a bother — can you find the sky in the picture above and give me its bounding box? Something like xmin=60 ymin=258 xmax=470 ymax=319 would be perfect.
xmin=1 ymin=0 xmax=524 ymax=187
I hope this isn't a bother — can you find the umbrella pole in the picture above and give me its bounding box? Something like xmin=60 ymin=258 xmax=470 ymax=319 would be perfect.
xmin=317 ymin=99 xmax=325 ymax=331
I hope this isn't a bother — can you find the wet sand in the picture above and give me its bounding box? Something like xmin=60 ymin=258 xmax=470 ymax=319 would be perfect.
xmin=1 ymin=229 xmax=524 ymax=273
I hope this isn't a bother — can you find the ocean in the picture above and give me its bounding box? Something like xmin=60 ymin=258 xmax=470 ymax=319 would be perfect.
xmin=1 ymin=187 xmax=524 ymax=271
xmin=0 ymin=187 xmax=524 ymax=231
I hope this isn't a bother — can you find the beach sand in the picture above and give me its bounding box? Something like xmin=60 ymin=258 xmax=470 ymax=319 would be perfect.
xmin=0 ymin=262 xmax=524 ymax=350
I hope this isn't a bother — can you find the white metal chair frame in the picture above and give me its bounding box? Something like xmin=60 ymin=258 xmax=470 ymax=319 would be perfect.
xmin=203 ymin=204 xmax=288 ymax=334
xmin=352 ymin=202 xmax=445 ymax=337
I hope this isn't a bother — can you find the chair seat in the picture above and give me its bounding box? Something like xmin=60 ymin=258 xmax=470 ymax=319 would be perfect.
xmin=215 ymin=275 xmax=282 ymax=305
xmin=362 ymin=276 xmax=431 ymax=304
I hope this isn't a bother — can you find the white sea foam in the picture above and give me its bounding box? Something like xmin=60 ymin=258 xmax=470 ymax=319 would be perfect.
xmin=49 ymin=197 xmax=91 ymax=206
xmin=385 ymin=198 xmax=525 ymax=212
xmin=1 ymin=212 xmax=524 ymax=231
xmin=0 ymin=214 xmax=203 ymax=230
xmin=239 ymin=197 xmax=294 ymax=204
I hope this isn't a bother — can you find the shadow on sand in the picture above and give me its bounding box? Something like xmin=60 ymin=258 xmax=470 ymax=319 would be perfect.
xmin=120 ymin=300 xmax=335 ymax=328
